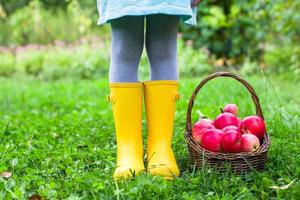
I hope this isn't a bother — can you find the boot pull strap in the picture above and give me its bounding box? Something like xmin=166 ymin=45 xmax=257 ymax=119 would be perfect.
xmin=107 ymin=95 xmax=115 ymax=104
xmin=173 ymin=92 xmax=180 ymax=102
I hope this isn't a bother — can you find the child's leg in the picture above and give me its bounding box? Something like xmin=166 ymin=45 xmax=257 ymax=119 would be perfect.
xmin=110 ymin=16 xmax=144 ymax=82
xmin=145 ymin=14 xmax=180 ymax=80
xmin=143 ymin=14 xmax=180 ymax=179
xmin=108 ymin=16 xmax=146 ymax=179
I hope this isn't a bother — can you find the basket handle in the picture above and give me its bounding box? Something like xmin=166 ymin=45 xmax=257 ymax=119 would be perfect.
xmin=185 ymin=72 xmax=264 ymax=134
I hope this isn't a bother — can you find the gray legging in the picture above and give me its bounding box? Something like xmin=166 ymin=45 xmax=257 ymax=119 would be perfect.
xmin=109 ymin=14 xmax=179 ymax=82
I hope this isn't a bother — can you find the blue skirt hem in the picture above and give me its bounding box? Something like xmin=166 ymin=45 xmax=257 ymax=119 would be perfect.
xmin=97 ymin=5 xmax=197 ymax=26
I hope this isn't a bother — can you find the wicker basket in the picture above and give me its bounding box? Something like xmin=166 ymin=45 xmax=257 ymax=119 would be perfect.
xmin=185 ymin=72 xmax=271 ymax=173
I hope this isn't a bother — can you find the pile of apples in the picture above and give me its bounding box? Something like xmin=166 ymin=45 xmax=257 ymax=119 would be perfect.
xmin=192 ymin=104 xmax=266 ymax=153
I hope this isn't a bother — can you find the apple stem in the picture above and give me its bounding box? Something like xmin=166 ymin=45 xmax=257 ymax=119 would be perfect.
xmin=196 ymin=110 xmax=207 ymax=119
xmin=220 ymin=108 xmax=224 ymax=113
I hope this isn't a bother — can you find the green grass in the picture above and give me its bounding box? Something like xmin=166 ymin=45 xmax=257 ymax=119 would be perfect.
xmin=0 ymin=74 xmax=300 ymax=199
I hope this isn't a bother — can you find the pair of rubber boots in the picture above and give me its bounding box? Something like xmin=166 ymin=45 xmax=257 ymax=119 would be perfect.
xmin=108 ymin=80 xmax=180 ymax=180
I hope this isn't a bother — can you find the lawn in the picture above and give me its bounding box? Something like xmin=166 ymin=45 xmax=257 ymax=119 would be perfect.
xmin=0 ymin=74 xmax=300 ymax=199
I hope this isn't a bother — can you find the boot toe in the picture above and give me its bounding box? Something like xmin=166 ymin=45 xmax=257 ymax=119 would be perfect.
xmin=148 ymin=163 xmax=180 ymax=179
xmin=113 ymin=165 xmax=145 ymax=180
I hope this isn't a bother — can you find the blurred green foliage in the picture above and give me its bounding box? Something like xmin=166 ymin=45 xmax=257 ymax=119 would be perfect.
xmin=0 ymin=0 xmax=98 ymax=45
xmin=0 ymin=44 xmax=109 ymax=80
xmin=180 ymin=0 xmax=300 ymax=75
xmin=0 ymin=0 xmax=299 ymax=76
xmin=0 ymin=0 xmax=96 ymax=15
xmin=0 ymin=39 xmax=213 ymax=80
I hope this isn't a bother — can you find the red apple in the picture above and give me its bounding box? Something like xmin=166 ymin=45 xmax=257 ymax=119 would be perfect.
xmin=222 ymin=125 xmax=239 ymax=133
xmin=223 ymin=104 xmax=239 ymax=116
xmin=200 ymin=129 xmax=224 ymax=152
xmin=193 ymin=119 xmax=215 ymax=130
xmin=238 ymin=117 xmax=242 ymax=126
xmin=192 ymin=133 xmax=202 ymax=144
xmin=240 ymin=116 xmax=266 ymax=139
xmin=192 ymin=119 xmax=215 ymax=143
xmin=221 ymin=130 xmax=242 ymax=153
xmin=214 ymin=113 xmax=239 ymax=130
xmin=241 ymin=134 xmax=260 ymax=152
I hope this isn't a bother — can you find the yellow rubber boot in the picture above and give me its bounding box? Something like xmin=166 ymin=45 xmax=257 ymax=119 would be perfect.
xmin=108 ymin=82 xmax=145 ymax=179
xmin=143 ymin=80 xmax=180 ymax=180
